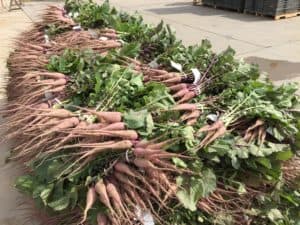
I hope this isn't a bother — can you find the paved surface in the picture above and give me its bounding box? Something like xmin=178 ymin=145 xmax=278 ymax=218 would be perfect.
xmin=0 ymin=9 xmax=33 ymax=225
xmin=0 ymin=1 xmax=299 ymax=224
xmin=0 ymin=3 xmax=54 ymax=225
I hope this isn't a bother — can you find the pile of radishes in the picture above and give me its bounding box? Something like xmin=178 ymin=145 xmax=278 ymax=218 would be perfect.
xmin=2 ymin=3 xmax=300 ymax=225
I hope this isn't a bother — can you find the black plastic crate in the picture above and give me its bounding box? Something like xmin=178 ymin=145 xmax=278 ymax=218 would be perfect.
xmin=215 ymin=0 xmax=245 ymax=11
xmin=262 ymin=0 xmax=287 ymax=16
xmin=286 ymin=0 xmax=299 ymax=13
xmin=244 ymin=0 xmax=264 ymax=14
xmin=202 ymin=0 xmax=216 ymax=7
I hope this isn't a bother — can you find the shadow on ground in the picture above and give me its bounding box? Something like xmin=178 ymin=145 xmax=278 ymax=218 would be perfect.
xmin=146 ymin=1 xmax=270 ymax=22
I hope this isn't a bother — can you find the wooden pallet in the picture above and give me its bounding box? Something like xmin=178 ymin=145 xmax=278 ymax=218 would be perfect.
xmin=274 ymin=11 xmax=300 ymax=20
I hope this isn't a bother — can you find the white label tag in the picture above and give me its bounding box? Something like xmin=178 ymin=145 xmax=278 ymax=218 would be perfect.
xmin=207 ymin=114 xmax=218 ymax=122
xmin=191 ymin=68 xmax=201 ymax=84
xmin=44 ymin=34 xmax=50 ymax=44
xmin=99 ymin=36 xmax=109 ymax=41
xmin=72 ymin=25 xmax=81 ymax=31
xmin=170 ymin=60 xmax=182 ymax=72
xmin=73 ymin=12 xmax=79 ymax=18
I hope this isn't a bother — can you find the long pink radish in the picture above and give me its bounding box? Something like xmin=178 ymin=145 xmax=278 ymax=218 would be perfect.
xmin=106 ymin=182 xmax=127 ymax=215
xmin=171 ymin=103 xmax=197 ymax=111
xmin=82 ymin=130 xmax=138 ymax=140
xmin=133 ymin=147 xmax=162 ymax=157
xmin=173 ymin=88 xmax=189 ymax=98
xmin=46 ymin=78 xmax=67 ymax=86
xmin=81 ymin=187 xmax=97 ymax=224
xmin=246 ymin=119 xmax=264 ymax=132
xmin=95 ymin=111 xmax=122 ymax=123
xmin=162 ymin=76 xmax=181 ymax=84
xmin=146 ymin=139 xmax=176 ymax=149
xmin=101 ymin=122 xmax=125 ymax=131
xmin=181 ymin=110 xmax=201 ymax=121
xmin=187 ymin=118 xmax=198 ymax=126
xmin=114 ymin=162 xmax=138 ymax=178
xmin=203 ymin=126 xmax=227 ymax=147
xmin=82 ymin=123 xmax=106 ymax=130
xmin=122 ymin=184 xmax=147 ymax=209
xmin=95 ymin=179 xmax=114 ymax=212
xmin=133 ymin=158 xmax=157 ymax=170
xmin=23 ymin=71 xmax=66 ymax=80
xmin=75 ymin=107 xmax=122 ymax=123
xmin=198 ymin=120 xmax=224 ymax=133
xmin=154 ymin=73 xmax=177 ymax=80
xmin=97 ymin=213 xmax=108 ymax=225
xmin=48 ymin=117 xmax=80 ymax=133
xmin=169 ymin=83 xmax=187 ymax=92
xmin=78 ymin=140 xmax=133 ymax=159
xmin=35 ymin=108 xmax=75 ymax=118
xmin=178 ymin=91 xmax=196 ymax=103
xmin=148 ymin=68 xmax=168 ymax=75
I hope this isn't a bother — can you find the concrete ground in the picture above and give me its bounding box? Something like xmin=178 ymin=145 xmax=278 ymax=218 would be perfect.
xmin=0 ymin=3 xmax=56 ymax=225
xmin=0 ymin=1 xmax=299 ymax=224
xmin=0 ymin=8 xmax=33 ymax=225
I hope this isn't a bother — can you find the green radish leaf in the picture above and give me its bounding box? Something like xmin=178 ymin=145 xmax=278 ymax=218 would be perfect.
xmin=124 ymin=110 xmax=149 ymax=129
xmin=145 ymin=113 xmax=154 ymax=135
xmin=267 ymin=209 xmax=283 ymax=222
xmin=119 ymin=43 xmax=141 ymax=58
xmin=40 ymin=184 xmax=54 ymax=205
xmin=176 ymin=168 xmax=216 ymax=211
xmin=15 ymin=175 xmax=35 ymax=195
xmin=201 ymin=169 xmax=217 ymax=197
xmin=172 ymin=157 xmax=187 ymax=168
xmin=237 ymin=183 xmax=247 ymax=195
xmin=256 ymin=157 xmax=272 ymax=169
xmin=129 ymin=75 xmax=143 ymax=88
xmin=275 ymin=150 xmax=293 ymax=161
xmin=69 ymin=187 xmax=79 ymax=209
xmin=48 ymin=195 xmax=70 ymax=211
xmin=176 ymin=179 xmax=203 ymax=211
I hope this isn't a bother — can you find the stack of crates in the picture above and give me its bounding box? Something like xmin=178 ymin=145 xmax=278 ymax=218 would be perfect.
xmin=244 ymin=0 xmax=300 ymax=17
xmin=201 ymin=0 xmax=300 ymax=18
xmin=202 ymin=0 xmax=245 ymax=11
xmin=244 ymin=0 xmax=264 ymax=14
xmin=263 ymin=0 xmax=287 ymax=16
xmin=285 ymin=0 xmax=300 ymax=13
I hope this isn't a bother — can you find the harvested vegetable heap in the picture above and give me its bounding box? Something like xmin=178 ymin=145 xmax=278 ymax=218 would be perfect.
xmin=2 ymin=1 xmax=300 ymax=225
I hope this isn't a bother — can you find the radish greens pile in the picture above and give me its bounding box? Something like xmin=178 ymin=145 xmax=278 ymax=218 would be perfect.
xmin=6 ymin=1 xmax=300 ymax=225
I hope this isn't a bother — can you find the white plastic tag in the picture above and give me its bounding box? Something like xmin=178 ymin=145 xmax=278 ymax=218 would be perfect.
xmin=72 ymin=25 xmax=81 ymax=31
xmin=44 ymin=34 xmax=50 ymax=44
xmin=191 ymin=68 xmax=201 ymax=84
xmin=170 ymin=60 xmax=182 ymax=72
xmin=99 ymin=36 xmax=109 ymax=41
xmin=207 ymin=114 xmax=218 ymax=122
xmin=73 ymin=12 xmax=79 ymax=18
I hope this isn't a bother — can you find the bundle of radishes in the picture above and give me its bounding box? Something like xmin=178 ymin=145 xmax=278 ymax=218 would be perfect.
xmin=2 ymin=2 xmax=300 ymax=225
